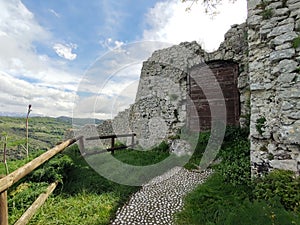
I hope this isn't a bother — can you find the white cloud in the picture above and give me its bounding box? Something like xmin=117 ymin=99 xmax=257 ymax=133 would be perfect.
xmin=49 ymin=9 xmax=60 ymax=18
xmin=0 ymin=71 xmax=76 ymax=117
xmin=53 ymin=43 xmax=77 ymax=60
xmin=0 ymin=0 xmax=81 ymax=117
xmin=0 ymin=0 xmax=51 ymax=79
xmin=143 ymin=0 xmax=247 ymax=51
xmin=100 ymin=38 xmax=125 ymax=51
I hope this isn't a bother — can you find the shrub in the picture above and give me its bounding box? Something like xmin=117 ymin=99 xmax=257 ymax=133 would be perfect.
xmin=29 ymin=153 xmax=75 ymax=183
xmin=217 ymin=126 xmax=251 ymax=186
xmin=262 ymin=8 xmax=273 ymax=20
xmin=175 ymin=172 xmax=300 ymax=225
xmin=152 ymin=140 xmax=169 ymax=153
xmin=217 ymin=139 xmax=251 ymax=186
xmin=253 ymin=170 xmax=300 ymax=212
xmin=221 ymin=198 xmax=300 ymax=225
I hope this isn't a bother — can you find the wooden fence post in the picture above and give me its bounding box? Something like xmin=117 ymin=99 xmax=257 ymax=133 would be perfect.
xmin=131 ymin=133 xmax=135 ymax=149
xmin=78 ymin=136 xmax=85 ymax=152
xmin=0 ymin=175 xmax=8 ymax=225
xmin=111 ymin=137 xmax=115 ymax=155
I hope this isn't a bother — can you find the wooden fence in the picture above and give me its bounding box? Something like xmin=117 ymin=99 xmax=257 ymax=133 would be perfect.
xmin=0 ymin=136 xmax=83 ymax=225
xmin=83 ymin=133 xmax=136 ymax=156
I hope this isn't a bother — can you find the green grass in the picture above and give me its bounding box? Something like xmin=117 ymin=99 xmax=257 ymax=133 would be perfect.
xmin=3 ymin=120 xmax=300 ymax=225
xmin=175 ymin=127 xmax=300 ymax=225
xmin=30 ymin=192 xmax=119 ymax=225
xmin=175 ymin=172 xmax=300 ymax=225
xmin=113 ymin=148 xmax=170 ymax=166
xmin=7 ymin=182 xmax=49 ymax=224
xmin=5 ymin=143 xmax=174 ymax=224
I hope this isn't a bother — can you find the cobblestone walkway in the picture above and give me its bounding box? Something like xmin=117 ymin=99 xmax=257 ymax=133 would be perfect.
xmin=111 ymin=167 xmax=212 ymax=225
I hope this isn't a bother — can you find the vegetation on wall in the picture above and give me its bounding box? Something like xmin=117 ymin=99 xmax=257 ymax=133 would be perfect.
xmin=292 ymin=36 xmax=300 ymax=49
xmin=256 ymin=117 xmax=266 ymax=135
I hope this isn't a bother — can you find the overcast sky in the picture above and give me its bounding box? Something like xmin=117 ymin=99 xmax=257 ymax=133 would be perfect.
xmin=0 ymin=0 xmax=247 ymax=119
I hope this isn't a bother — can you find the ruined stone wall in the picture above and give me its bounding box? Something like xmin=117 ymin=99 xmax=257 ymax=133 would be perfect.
xmin=107 ymin=23 xmax=249 ymax=149
xmin=248 ymin=0 xmax=300 ymax=175
xmin=71 ymin=0 xmax=300 ymax=175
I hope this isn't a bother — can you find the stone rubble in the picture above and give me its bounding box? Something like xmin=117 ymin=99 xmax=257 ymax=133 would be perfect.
xmin=111 ymin=167 xmax=212 ymax=225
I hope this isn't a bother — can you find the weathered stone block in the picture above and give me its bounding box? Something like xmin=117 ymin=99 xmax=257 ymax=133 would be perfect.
xmin=269 ymin=48 xmax=295 ymax=61
xmin=267 ymin=2 xmax=284 ymax=9
xmin=288 ymin=2 xmax=300 ymax=11
xmin=278 ymin=88 xmax=300 ymax=98
xmin=282 ymin=101 xmax=294 ymax=110
xmin=270 ymin=159 xmax=298 ymax=171
xmin=272 ymin=32 xmax=298 ymax=45
xmin=278 ymin=18 xmax=295 ymax=26
xmin=250 ymin=83 xmax=266 ymax=90
xmin=248 ymin=15 xmax=263 ymax=27
xmin=275 ymin=42 xmax=293 ymax=50
xmin=267 ymin=23 xmax=294 ymax=37
xmin=277 ymin=73 xmax=297 ymax=83
xmin=279 ymin=122 xmax=300 ymax=144
xmin=248 ymin=0 xmax=262 ymax=10
xmin=287 ymin=0 xmax=300 ymax=5
xmin=272 ymin=60 xmax=298 ymax=74
xmin=288 ymin=111 xmax=300 ymax=119
xmin=274 ymin=8 xmax=290 ymax=17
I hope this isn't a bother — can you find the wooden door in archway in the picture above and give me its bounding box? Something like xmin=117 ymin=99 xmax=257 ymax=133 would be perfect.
xmin=187 ymin=61 xmax=240 ymax=131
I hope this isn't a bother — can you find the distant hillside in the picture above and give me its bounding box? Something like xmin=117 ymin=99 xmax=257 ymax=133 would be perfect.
xmin=0 ymin=116 xmax=71 ymax=159
xmin=56 ymin=116 xmax=103 ymax=125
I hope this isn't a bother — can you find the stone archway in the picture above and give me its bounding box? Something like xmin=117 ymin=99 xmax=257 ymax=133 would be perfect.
xmin=187 ymin=60 xmax=240 ymax=131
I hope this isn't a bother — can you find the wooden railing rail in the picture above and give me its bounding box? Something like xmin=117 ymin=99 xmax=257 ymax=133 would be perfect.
xmin=84 ymin=133 xmax=136 ymax=155
xmin=0 ymin=136 xmax=83 ymax=225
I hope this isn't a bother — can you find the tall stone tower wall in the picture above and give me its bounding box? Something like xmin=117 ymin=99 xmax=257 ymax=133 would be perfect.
xmin=247 ymin=0 xmax=300 ymax=174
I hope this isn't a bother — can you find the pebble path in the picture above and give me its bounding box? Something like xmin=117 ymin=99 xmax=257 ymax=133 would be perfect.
xmin=111 ymin=167 xmax=213 ymax=225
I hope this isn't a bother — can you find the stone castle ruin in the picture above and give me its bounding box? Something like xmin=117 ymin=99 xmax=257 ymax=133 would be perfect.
xmin=83 ymin=0 xmax=300 ymax=176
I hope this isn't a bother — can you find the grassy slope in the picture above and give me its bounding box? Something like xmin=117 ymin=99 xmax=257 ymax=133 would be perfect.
xmin=3 ymin=145 xmax=170 ymax=224
xmin=29 ymin=146 xmax=172 ymax=224
xmin=0 ymin=117 xmax=171 ymax=224
xmin=29 ymin=146 xmax=140 ymax=225
xmin=3 ymin=117 xmax=299 ymax=225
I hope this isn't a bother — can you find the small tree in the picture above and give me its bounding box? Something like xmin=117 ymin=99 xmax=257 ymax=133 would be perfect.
xmin=26 ymin=104 xmax=32 ymax=158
